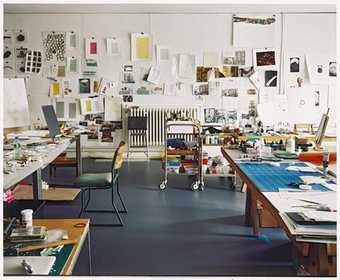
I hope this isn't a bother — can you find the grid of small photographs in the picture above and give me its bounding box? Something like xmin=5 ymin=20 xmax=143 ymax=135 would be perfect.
xmin=25 ymin=50 xmax=42 ymax=73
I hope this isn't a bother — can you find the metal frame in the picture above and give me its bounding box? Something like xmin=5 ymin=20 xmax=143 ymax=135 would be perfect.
xmin=126 ymin=115 xmax=149 ymax=160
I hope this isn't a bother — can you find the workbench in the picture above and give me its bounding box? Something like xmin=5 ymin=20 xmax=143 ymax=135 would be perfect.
xmin=221 ymin=147 xmax=337 ymax=276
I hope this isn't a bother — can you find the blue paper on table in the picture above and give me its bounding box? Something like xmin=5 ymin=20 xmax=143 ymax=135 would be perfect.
xmin=238 ymin=162 xmax=329 ymax=192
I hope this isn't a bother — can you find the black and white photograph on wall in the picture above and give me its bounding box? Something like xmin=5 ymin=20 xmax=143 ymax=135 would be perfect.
xmin=247 ymin=89 xmax=257 ymax=95
xmin=317 ymin=64 xmax=323 ymax=73
xmin=79 ymin=78 xmax=91 ymax=94
xmin=226 ymin=110 xmax=238 ymax=124
xmin=314 ymin=91 xmax=320 ymax=106
xmin=240 ymin=66 xmax=254 ymax=77
xmin=254 ymin=49 xmax=276 ymax=67
xmin=264 ymin=70 xmax=278 ymax=87
xmin=221 ymin=88 xmax=238 ymax=97
xmin=193 ymin=83 xmax=209 ymax=95
xmin=329 ymin=61 xmax=337 ymax=77
xmin=290 ymin=57 xmax=300 ymax=72
xmin=123 ymin=95 xmax=133 ymax=102
xmin=204 ymin=108 xmax=216 ymax=123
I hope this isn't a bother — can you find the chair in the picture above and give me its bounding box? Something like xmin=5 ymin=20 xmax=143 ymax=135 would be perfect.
xmin=49 ymin=153 xmax=78 ymax=177
xmin=127 ymin=116 xmax=149 ymax=159
xmin=74 ymin=141 xmax=127 ymax=227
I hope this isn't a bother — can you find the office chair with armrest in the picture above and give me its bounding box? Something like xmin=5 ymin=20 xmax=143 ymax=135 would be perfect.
xmin=74 ymin=141 xmax=127 ymax=227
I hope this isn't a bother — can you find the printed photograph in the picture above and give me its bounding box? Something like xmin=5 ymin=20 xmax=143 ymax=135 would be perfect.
xmin=255 ymin=50 xmax=275 ymax=67
xmin=290 ymin=57 xmax=300 ymax=72
xmin=329 ymin=61 xmax=337 ymax=77
xmin=264 ymin=70 xmax=278 ymax=87
xmin=221 ymin=88 xmax=238 ymax=97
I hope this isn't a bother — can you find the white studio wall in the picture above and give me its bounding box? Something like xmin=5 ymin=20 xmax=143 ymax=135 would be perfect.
xmin=3 ymin=12 xmax=336 ymax=134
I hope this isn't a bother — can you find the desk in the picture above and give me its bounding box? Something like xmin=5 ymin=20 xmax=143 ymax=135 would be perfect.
xmin=32 ymin=218 xmax=91 ymax=275
xmin=4 ymin=135 xmax=82 ymax=201
xmin=221 ymin=147 xmax=337 ymax=276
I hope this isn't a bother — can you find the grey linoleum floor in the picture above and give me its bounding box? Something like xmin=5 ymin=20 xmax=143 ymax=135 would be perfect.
xmin=35 ymin=159 xmax=296 ymax=276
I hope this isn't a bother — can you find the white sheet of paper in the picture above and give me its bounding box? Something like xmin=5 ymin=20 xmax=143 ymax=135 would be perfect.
xmin=66 ymin=31 xmax=77 ymax=50
xmin=178 ymin=54 xmax=196 ymax=79
xmin=147 ymin=66 xmax=161 ymax=84
xmin=233 ymin=14 xmax=277 ymax=47
xmin=203 ymin=51 xmax=220 ymax=67
xmin=104 ymin=96 xmax=121 ymax=121
xmin=106 ymin=37 xmax=120 ymax=56
xmin=156 ymin=45 xmax=170 ymax=64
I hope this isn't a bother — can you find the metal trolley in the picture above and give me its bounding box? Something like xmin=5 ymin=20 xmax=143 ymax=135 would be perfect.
xmin=159 ymin=120 xmax=204 ymax=191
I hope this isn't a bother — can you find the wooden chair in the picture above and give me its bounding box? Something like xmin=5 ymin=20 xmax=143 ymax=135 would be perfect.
xmin=74 ymin=141 xmax=127 ymax=227
xmin=49 ymin=153 xmax=78 ymax=177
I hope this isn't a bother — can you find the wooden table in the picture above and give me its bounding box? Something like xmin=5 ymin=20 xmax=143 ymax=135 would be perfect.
xmin=221 ymin=147 xmax=337 ymax=276
xmin=4 ymin=134 xmax=82 ymax=201
xmin=33 ymin=218 xmax=91 ymax=275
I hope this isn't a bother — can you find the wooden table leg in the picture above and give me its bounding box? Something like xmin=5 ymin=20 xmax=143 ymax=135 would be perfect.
xmin=250 ymin=190 xmax=260 ymax=237
xmin=307 ymin=243 xmax=328 ymax=276
xmin=245 ymin=186 xmax=252 ymax=227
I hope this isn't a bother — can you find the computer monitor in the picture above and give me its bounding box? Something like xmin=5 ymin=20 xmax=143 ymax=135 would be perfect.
xmin=315 ymin=108 xmax=330 ymax=148
xmin=41 ymin=105 xmax=61 ymax=139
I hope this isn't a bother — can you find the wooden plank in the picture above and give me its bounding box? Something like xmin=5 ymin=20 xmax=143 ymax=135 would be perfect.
xmin=32 ymin=219 xmax=90 ymax=276
xmin=14 ymin=185 xmax=80 ymax=201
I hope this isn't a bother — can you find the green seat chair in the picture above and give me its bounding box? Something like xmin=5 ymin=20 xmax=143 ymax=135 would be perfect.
xmin=74 ymin=141 xmax=127 ymax=226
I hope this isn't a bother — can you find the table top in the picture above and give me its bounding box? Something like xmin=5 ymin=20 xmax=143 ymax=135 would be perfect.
xmin=33 ymin=218 xmax=90 ymax=276
xmin=3 ymin=137 xmax=75 ymax=190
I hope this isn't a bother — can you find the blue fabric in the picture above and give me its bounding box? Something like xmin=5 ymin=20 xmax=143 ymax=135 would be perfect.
xmin=237 ymin=162 xmax=330 ymax=192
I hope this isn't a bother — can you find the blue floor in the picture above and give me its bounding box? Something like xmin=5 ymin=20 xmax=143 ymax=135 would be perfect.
xmin=36 ymin=159 xmax=296 ymax=276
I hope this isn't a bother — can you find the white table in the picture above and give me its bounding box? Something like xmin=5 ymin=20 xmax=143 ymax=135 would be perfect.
xmin=4 ymin=135 xmax=82 ymax=201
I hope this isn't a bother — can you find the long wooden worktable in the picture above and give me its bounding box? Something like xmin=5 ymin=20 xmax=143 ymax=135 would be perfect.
xmin=221 ymin=147 xmax=337 ymax=276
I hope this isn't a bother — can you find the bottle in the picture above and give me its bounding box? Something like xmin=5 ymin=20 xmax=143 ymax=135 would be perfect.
xmin=286 ymin=136 xmax=295 ymax=153
xmin=14 ymin=135 xmax=22 ymax=159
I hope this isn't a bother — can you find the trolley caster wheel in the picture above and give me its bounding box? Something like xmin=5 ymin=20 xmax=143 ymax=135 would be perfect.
xmin=159 ymin=181 xmax=167 ymax=190
xmin=199 ymin=182 xmax=205 ymax=191
xmin=191 ymin=182 xmax=200 ymax=191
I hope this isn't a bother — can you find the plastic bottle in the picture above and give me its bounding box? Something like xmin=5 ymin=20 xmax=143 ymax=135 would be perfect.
xmin=286 ymin=136 xmax=295 ymax=153
xmin=14 ymin=135 xmax=22 ymax=159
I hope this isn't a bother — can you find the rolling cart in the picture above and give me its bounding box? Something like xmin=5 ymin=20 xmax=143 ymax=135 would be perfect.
xmin=159 ymin=120 xmax=204 ymax=191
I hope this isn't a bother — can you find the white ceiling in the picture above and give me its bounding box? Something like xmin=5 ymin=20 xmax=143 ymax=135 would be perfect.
xmin=4 ymin=4 xmax=336 ymax=14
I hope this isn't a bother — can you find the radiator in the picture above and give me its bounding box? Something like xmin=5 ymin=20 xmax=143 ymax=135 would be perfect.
xmin=127 ymin=106 xmax=200 ymax=147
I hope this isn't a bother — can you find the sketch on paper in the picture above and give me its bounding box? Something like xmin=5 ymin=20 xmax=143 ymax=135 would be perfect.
xmin=42 ymin=32 xmax=66 ymax=62
xmin=290 ymin=57 xmax=300 ymax=72
xmin=264 ymin=70 xmax=278 ymax=87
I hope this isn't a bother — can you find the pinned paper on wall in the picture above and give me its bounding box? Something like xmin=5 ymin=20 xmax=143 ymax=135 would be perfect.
xmin=284 ymin=53 xmax=305 ymax=89
xmin=57 ymin=65 xmax=66 ymax=77
xmin=85 ymin=38 xmax=97 ymax=59
xmin=80 ymin=96 xmax=104 ymax=115
xmin=156 ymin=45 xmax=170 ymax=64
xmin=306 ymin=55 xmax=336 ymax=85
xmin=253 ymin=48 xmax=276 ymax=69
xmin=79 ymin=78 xmax=91 ymax=94
xmin=233 ymin=14 xmax=277 ymax=47
xmin=104 ymin=96 xmax=122 ymax=121
xmin=178 ymin=54 xmax=196 ymax=79
xmin=249 ymin=70 xmax=261 ymax=89
xmin=131 ymin=33 xmax=152 ymax=61
xmin=147 ymin=66 xmax=161 ymax=84
xmin=67 ymin=57 xmax=78 ymax=73
xmin=51 ymin=81 xmax=60 ymax=97
xmin=203 ymin=51 xmax=220 ymax=67
xmin=66 ymin=31 xmax=77 ymax=50
xmin=106 ymin=37 xmax=121 ymax=56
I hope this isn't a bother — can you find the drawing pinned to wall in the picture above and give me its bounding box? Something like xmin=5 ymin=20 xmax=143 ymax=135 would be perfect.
xmin=131 ymin=32 xmax=152 ymax=61
xmin=62 ymin=80 xmax=72 ymax=96
xmin=106 ymin=37 xmax=121 ymax=56
xmin=3 ymin=45 xmax=14 ymax=76
xmin=14 ymin=46 xmax=28 ymax=75
xmin=222 ymin=50 xmax=246 ymax=65
xmin=247 ymin=89 xmax=257 ymax=95
xmin=66 ymin=31 xmax=77 ymax=50
xmin=136 ymin=86 xmax=150 ymax=95
xmin=122 ymin=65 xmax=135 ymax=84
xmin=79 ymin=78 xmax=91 ymax=94
xmin=178 ymin=54 xmax=196 ymax=79
xmin=147 ymin=67 xmax=161 ymax=84
xmin=104 ymin=96 xmax=122 ymax=121
xmin=98 ymin=78 xmax=114 ymax=95
xmin=253 ymin=49 xmax=276 ymax=68
xmin=222 ymin=88 xmax=238 ymax=97
xmin=226 ymin=110 xmax=238 ymax=125
xmin=290 ymin=57 xmax=300 ymax=72
xmin=264 ymin=70 xmax=277 ymax=87
xmin=67 ymin=57 xmax=78 ymax=73
xmin=297 ymin=77 xmax=303 ymax=87
xmin=329 ymin=61 xmax=336 ymax=77
xmin=119 ymin=85 xmax=134 ymax=95
xmin=203 ymin=51 xmax=220 ymax=67
xmin=4 ymin=30 xmax=13 ymax=45
xmin=42 ymin=31 xmax=66 ymax=62
xmin=317 ymin=65 xmax=323 ymax=73
xmin=151 ymin=85 xmax=164 ymax=95
xmin=156 ymin=45 xmax=170 ymax=64
xmin=80 ymin=96 xmax=104 ymax=115
xmin=197 ymin=66 xmax=213 ymax=82
xmin=83 ymin=59 xmax=97 ymax=75
xmin=240 ymin=66 xmax=254 ymax=77
xmin=57 ymin=65 xmax=66 ymax=77
xmin=93 ymin=80 xmax=100 ymax=94
xmin=25 ymin=50 xmax=42 ymax=74
xmin=233 ymin=14 xmax=276 ymax=47
xmin=85 ymin=37 xmax=97 ymax=59
xmin=50 ymin=81 xmax=60 ymax=97
xmin=193 ymin=83 xmax=209 ymax=96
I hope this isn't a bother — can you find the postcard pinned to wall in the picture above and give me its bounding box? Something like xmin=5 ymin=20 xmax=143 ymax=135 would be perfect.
xmin=131 ymin=33 xmax=152 ymax=61
xmin=156 ymin=45 xmax=170 ymax=64
xmin=67 ymin=56 xmax=78 ymax=73
xmin=85 ymin=37 xmax=97 ymax=59
xmin=178 ymin=54 xmax=196 ymax=80
xmin=233 ymin=14 xmax=277 ymax=47
xmin=106 ymin=37 xmax=121 ymax=56
xmin=253 ymin=48 xmax=276 ymax=69
xmin=80 ymin=96 xmax=104 ymax=115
